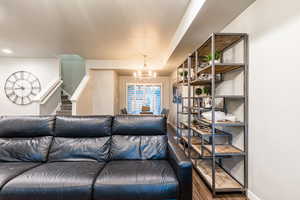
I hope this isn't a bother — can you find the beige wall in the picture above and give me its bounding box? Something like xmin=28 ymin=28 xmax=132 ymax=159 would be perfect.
xmin=91 ymin=70 xmax=118 ymax=115
xmin=72 ymin=76 xmax=93 ymax=115
xmin=118 ymin=76 xmax=171 ymax=114
xmin=222 ymin=0 xmax=300 ymax=199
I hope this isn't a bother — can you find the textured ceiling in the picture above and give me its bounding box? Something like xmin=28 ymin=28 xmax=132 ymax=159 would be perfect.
xmin=0 ymin=0 xmax=255 ymax=75
xmin=0 ymin=0 xmax=190 ymax=67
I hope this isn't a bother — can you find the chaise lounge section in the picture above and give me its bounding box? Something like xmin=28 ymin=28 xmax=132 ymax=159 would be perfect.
xmin=0 ymin=115 xmax=192 ymax=200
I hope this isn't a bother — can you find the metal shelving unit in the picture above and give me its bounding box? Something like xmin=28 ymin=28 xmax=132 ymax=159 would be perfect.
xmin=175 ymin=33 xmax=248 ymax=196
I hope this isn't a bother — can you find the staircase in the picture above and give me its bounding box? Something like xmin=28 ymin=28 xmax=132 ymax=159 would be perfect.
xmin=56 ymin=93 xmax=72 ymax=116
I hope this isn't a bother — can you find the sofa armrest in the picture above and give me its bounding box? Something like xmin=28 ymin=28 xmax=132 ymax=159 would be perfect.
xmin=168 ymin=141 xmax=192 ymax=200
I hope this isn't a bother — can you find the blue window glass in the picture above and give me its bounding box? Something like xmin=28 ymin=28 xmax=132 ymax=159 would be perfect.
xmin=127 ymin=84 xmax=161 ymax=115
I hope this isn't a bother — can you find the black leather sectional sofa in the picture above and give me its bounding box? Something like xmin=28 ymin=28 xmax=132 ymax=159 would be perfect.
xmin=0 ymin=115 xmax=192 ymax=200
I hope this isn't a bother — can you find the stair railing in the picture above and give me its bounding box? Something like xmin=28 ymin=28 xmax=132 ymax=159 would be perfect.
xmin=32 ymin=79 xmax=63 ymax=115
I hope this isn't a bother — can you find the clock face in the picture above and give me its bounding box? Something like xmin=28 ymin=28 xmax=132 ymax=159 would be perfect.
xmin=4 ymin=71 xmax=41 ymax=105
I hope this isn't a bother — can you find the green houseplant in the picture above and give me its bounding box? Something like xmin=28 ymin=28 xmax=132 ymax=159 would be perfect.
xmin=202 ymin=51 xmax=221 ymax=64
xmin=203 ymin=87 xmax=211 ymax=96
xmin=179 ymin=71 xmax=188 ymax=80
xmin=195 ymin=88 xmax=202 ymax=96
xmin=192 ymin=119 xmax=198 ymax=125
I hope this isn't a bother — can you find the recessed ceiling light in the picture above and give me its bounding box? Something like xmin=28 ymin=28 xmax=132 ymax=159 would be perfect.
xmin=2 ymin=49 xmax=13 ymax=54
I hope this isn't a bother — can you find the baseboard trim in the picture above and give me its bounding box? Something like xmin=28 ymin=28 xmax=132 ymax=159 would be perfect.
xmin=248 ymin=190 xmax=262 ymax=200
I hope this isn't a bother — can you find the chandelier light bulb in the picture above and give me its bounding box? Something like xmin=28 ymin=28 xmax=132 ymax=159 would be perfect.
xmin=1 ymin=49 xmax=13 ymax=54
xmin=132 ymin=54 xmax=157 ymax=79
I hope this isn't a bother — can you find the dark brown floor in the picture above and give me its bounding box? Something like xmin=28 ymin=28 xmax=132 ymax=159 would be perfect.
xmin=167 ymin=125 xmax=247 ymax=200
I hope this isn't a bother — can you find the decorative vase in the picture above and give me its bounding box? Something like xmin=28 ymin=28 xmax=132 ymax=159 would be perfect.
xmin=209 ymin=59 xmax=221 ymax=65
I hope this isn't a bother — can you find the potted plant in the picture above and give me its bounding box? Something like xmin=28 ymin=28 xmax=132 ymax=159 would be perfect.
xmin=195 ymin=88 xmax=202 ymax=96
xmin=202 ymin=51 xmax=222 ymax=65
xmin=192 ymin=119 xmax=198 ymax=125
xmin=203 ymin=87 xmax=211 ymax=96
xmin=179 ymin=70 xmax=188 ymax=80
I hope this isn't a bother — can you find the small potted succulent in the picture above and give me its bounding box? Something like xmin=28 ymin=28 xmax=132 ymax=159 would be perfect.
xmin=195 ymin=88 xmax=202 ymax=96
xmin=192 ymin=119 xmax=198 ymax=125
xmin=202 ymin=51 xmax=222 ymax=65
xmin=203 ymin=87 xmax=211 ymax=96
xmin=179 ymin=70 xmax=188 ymax=80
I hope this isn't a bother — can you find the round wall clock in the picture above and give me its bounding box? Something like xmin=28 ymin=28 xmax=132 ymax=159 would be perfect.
xmin=4 ymin=71 xmax=41 ymax=105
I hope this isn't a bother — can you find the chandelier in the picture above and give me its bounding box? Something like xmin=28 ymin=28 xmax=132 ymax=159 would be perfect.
xmin=133 ymin=55 xmax=157 ymax=79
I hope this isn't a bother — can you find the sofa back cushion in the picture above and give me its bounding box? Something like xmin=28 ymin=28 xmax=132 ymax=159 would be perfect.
xmin=0 ymin=116 xmax=54 ymax=162
xmin=111 ymin=115 xmax=168 ymax=160
xmin=49 ymin=116 xmax=112 ymax=162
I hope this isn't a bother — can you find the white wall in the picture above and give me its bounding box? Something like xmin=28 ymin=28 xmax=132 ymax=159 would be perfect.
xmin=222 ymin=0 xmax=300 ymax=199
xmin=72 ymin=76 xmax=93 ymax=115
xmin=39 ymin=86 xmax=61 ymax=115
xmin=118 ymin=76 xmax=171 ymax=114
xmin=0 ymin=58 xmax=60 ymax=115
xmin=91 ymin=70 xmax=118 ymax=115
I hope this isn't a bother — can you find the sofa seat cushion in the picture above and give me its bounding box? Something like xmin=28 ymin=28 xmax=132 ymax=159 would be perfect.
xmin=0 ymin=162 xmax=105 ymax=200
xmin=93 ymin=160 xmax=178 ymax=200
xmin=0 ymin=162 xmax=40 ymax=189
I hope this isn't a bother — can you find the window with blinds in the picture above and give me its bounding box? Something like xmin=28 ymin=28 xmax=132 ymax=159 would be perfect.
xmin=127 ymin=84 xmax=161 ymax=115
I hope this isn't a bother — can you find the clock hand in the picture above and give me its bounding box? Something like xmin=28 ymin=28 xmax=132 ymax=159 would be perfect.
xmin=15 ymin=83 xmax=22 ymax=88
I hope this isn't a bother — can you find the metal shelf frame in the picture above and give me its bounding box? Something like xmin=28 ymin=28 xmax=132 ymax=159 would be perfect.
xmin=175 ymin=33 xmax=248 ymax=196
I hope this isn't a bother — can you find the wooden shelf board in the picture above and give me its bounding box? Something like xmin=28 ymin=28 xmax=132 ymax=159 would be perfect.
xmin=191 ymin=79 xmax=214 ymax=86
xmin=190 ymin=124 xmax=230 ymax=137
xmin=187 ymin=95 xmax=244 ymax=99
xmin=178 ymin=142 xmax=186 ymax=152
xmin=182 ymin=107 xmax=222 ymax=112
xmin=180 ymin=122 xmax=189 ymax=128
xmin=200 ymin=118 xmax=245 ymax=127
xmin=182 ymin=136 xmax=202 ymax=145
xmin=203 ymin=145 xmax=244 ymax=156
xmin=183 ymin=106 xmax=203 ymax=109
xmin=181 ymin=97 xmax=200 ymax=99
xmin=215 ymin=95 xmax=245 ymax=99
xmin=193 ymin=159 xmax=243 ymax=191
xmin=191 ymin=144 xmax=211 ymax=157
xmin=197 ymin=34 xmax=245 ymax=57
xmin=178 ymin=112 xmax=198 ymax=115
xmin=191 ymin=126 xmax=212 ymax=136
xmin=177 ymin=126 xmax=188 ymax=130
xmin=191 ymin=144 xmax=202 ymax=155
xmin=176 ymin=80 xmax=188 ymax=85
xmin=197 ymin=63 xmax=244 ymax=74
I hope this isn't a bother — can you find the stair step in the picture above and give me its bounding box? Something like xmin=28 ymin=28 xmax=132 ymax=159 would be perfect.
xmin=61 ymin=108 xmax=72 ymax=111
xmin=62 ymin=101 xmax=72 ymax=104
xmin=61 ymin=98 xmax=71 ymax=101
xmin=59 ymin=93 xmax=72 ymax=115
xmin=60 ymin=106 xmax=72 ymax=110
xmin=57 ymin=110 xmax=72 ymax=113
xmin=56 ymin=111 xmax=72 ymax=116
xmin=61 ymin=104 xmax=72 ymax=108
xmin=61 ymin=95 xmax=69 ymax=99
